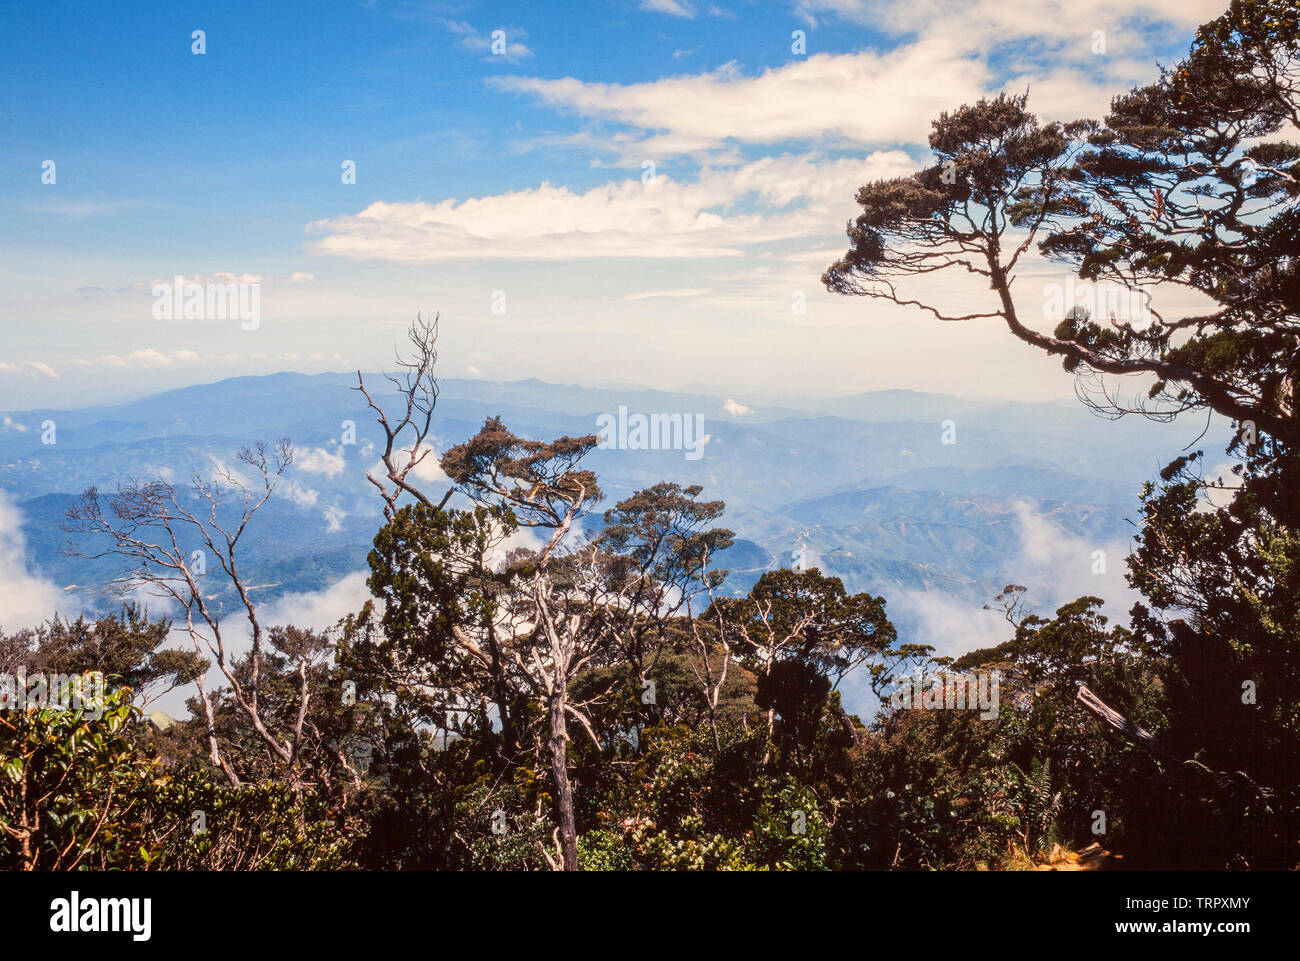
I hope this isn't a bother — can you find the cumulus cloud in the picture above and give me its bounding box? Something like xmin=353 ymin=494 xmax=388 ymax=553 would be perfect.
xmin=308 ymin=150 xmax=915 ymax=263
xmin=297 ymin=446 xmax=347 ymax=478
xmin=0 ymin=492 xmax=64 ymax=630
xmin=278 ymin=478 xmax=320 ymax=509
xmin=303 ymin=0 xmax=1217 ymax=286
xmin=205 ymin=454 xmax=253 ymax=488
xmin=792 ymin=0 xmax=1222 ymax=40
xmin=890 ymin=589 xmax=1010 ymax=661
xmin=487 ymin=520 xmax=546 ymax=572
xmin=151 ymin=570 xmax=374 ymax=718
xmin=262 ymin=570 xmax=373 ymax=632
xmin=141 ymin=464 xmax=177 ymax=483
xmin=366 ymin=443 xmax=449 ymax=489
xmin=886 ymin=500 xmax=1137 ymax=664
xmin=722 ymin=398 xmax=753 ymax=416
xmin=1200 ymin=459 xmax=1244 ymax=512
xmin=481 ymin=0 xmax=1217 ymax=167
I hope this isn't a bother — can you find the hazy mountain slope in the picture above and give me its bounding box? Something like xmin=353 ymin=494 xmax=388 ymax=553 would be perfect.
xmin=0 ymin=372 xmax=1223 ymax=639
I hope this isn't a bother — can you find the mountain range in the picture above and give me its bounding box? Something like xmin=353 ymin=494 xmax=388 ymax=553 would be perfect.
xmin=0 ymin=372 xmax=1229 ymax=706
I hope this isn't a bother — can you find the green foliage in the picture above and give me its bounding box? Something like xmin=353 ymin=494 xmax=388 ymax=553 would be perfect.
xmin=0 ymin=685 xmax=154 ymax=870
xmin=0 ymin=683 xmax=355 ymax=871
xmin=142 ymin=766 xmax=356 ymax=870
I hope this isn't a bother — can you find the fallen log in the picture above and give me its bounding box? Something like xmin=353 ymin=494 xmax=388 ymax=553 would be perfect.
xmin=1076 ymin=683 xmax=1183 ymax=767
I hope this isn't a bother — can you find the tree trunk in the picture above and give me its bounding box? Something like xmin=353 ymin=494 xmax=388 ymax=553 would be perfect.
xmin=1076 ymin=683 xmax=1181 ymax=766
xmin=705 ymin=699 xmax=722 ymax=755
xmin=548 ymin=692 xmax=581 ymax=870
xmin=195 ymin=676 xmax=240 ymax=786
xmin=487 ymin=615 xmax=514 ymax=758
xmin=832 ymin=700 xmax=858 ymax=747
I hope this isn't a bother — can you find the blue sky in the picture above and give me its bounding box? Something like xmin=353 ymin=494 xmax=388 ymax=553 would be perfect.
xmin=0 ymin=0 xmax=1224 ymax=408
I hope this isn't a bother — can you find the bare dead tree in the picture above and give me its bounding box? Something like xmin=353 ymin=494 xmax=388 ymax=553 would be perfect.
xmin=354 ymin=313 xmax=453 ymax=521
xmin=685 ymin=549 xmax=733 ymax=755
xmin=64 ymin=440 xmax=315 ymax=786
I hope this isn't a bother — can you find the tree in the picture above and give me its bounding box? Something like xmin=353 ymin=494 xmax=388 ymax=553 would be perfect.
xmin=356 ymin=321 xmax=740 ymax=870
xmin=825 ymin=1 xmax=1299 ymax=449
xmin=0 ymin=685 xmax=151 ymax=870
xmin=64 ymin=440 xmax=321 ymax=788
xmin=710 ymin=568 xmax=896 ymax=765
xmin=8 ymin=605 xmax=203 ymax=709
xmin=825 ymin=0 xmax=1300 ymax=867
xmin=595 ymin=482 xmax=733 ymax=715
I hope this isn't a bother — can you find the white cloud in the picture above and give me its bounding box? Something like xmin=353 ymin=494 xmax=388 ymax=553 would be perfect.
xmin=890 ymin=589 xmax=1010 ymax=661
xmin=722 ymin=398 xmax=753 ymax=415
xmin=205 ymin=454 xmax=253 ymax=489
xmin=1009 ymin=501 xmax=1137 ymax=622
xmin=323 ymin=506 xmax=347 ymax=533
xmin=279 ymin=478 xmax=320 ymax=509
xmin=886 ymin=501 xmax=1137 ymax=663
xmin=488 ymin=521 xmax=546 ymax=572
xmin=640 ymin=0 xmax=696 ymax=17
xmin=368 ymin=442 xmax=448 ymax=487
xmin=152 ymin=570 xmax=375 ymax=719
xmin=488 ymin=0 xmax=1218 ymax=166
xmin=71 ymin=349 xmax=205 ymax=370
xmin=262 ymin=571 xmax=372 ymax=632
xmin=143 ymin=464 xmax=177 ymax=482
xmin=297 ymin=446 xmax=347 ymax=478
xmin=124 ymin=349 xmax=172 ymax=369
xmin=118 ymin=271 xmax=311 ymax=293
xmin=0 ymin=492 xmax=64 ymax=630
xmin=308 ymin=150 xmax=915 ymax=263
xmin=493 ymin=48 xmax=989 ymax=158
xmin=792 ymin=0 xmax=1223 ymax=40
xmin=0 ymin=360 xmax=59 ymax=379
xmin=1200 ymin=460 xmax=1243 ymax=512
